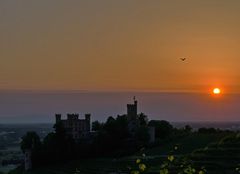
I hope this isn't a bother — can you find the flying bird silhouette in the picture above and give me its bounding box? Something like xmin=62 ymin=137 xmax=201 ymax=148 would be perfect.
xmin=180 ymin=57 xmax=186 ymax=61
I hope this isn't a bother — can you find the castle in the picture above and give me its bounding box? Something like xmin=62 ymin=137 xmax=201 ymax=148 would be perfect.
xmin=24 ymin=98 xmax=155 ymax=171
xmin=53 ymin=98 xmax=154 ymax=142
xmin=55 ymin=113 xmax=91 ymax=140
xmin=127 ymin=97 xmax=139 ymax=135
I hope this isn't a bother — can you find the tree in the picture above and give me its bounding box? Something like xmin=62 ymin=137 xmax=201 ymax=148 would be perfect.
xmin=138 ymin=113 xmax=148 ymax=126
xmin=198 ymin=127 xmax=217 ymax=134
xmin=92 ymin=121 xmax=104 ymax=131
xmin=52 ymin=122 xmax=75 ymax=160
xmin=53 ymin=122 xmax=66 ymax=138
xmin=135 ymin=126 xmax=150 ymax=145
xmin=21 ymin=131 xmax=41 ymax=153
xmin=42 ymin=133 xmax=57 ymax=158
xmin=21 ymin=131 xmax=42 ymax=168
xmin=104 ymin=116 xmax=116 ymax=133
xmin=184 ymin=125 xmax=193 ymax=133
xmin=148 ymin=120 xmax=173 ymax=139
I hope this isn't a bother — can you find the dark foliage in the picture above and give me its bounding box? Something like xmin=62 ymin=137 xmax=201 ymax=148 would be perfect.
xmin=198 ymin=127 xmax=218 ymax=134
xmin=138 ymin=113 xmax=148 ymax=126
xmin=20 ymin=113 xmax=152 ymax=168
xmin=92 ymin=121 xmax=104 ymax=131
xmin=21 ymin=132 xmax=42 ymax=168
xmin=148 ymin=120 xmax=173 ymax=139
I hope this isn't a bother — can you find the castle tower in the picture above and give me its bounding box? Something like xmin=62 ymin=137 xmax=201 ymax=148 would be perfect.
xmin=127 ymin=96 xmax=138 ymax=120
xmin=126 ymin=97 xmax=140 ymax=136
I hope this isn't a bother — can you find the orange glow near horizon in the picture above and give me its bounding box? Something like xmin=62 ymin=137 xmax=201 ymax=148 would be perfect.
xmin=0 ymin=1 xmax=240 ymax=92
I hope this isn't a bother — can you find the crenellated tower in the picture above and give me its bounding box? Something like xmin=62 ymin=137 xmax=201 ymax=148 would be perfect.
xmin=127 ymin=96 xmax=138 ymax=120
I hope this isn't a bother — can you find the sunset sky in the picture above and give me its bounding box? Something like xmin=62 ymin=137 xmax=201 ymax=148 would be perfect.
xmin=1 ymin=0 xmax=240 ymax=93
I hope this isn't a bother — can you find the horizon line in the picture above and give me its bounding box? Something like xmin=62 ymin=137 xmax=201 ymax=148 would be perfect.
xmin=1 ymin=120 xmax=240 ymax=125
xmin=0 ymin=89 xmax=239 ymax=94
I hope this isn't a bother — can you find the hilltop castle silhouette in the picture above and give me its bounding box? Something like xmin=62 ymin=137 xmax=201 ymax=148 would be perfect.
xmin=54 ymin=97 xmax=153 ymax=141
xmin=24 ymin=98 xmax=155 ymax=171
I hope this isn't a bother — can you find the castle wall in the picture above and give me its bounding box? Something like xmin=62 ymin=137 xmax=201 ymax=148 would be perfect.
xmin=55 ymin=113 xmax=91 ymax=140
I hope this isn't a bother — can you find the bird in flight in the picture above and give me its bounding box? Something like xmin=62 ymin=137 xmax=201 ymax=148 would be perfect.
xmin=180 ymin=57 xmax=186 ymax=61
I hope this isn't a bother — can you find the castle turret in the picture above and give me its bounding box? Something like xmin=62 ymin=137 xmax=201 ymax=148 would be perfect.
xmin=127 ymin=96 xmax=138 ymax=120
xmin=126 ymin=97 xmax=140 ymax=136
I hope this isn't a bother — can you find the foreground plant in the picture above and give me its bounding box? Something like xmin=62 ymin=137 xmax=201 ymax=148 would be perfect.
xmin=236 ymin=164 xmax=240 ymax=173
xmin=128 ymin=153 xmax=148 ymax=174
xmin=130 ymin=146 xmax=207 ymax=174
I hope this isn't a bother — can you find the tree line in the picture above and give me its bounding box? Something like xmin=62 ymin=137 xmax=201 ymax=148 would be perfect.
xmin=21 ymin=113 xmax=232 ymax=169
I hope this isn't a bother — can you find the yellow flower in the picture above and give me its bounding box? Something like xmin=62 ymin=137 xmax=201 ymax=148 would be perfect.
xmin=131 ymin=170 xmax=140 ymax=174
xmin=167 ymin=155 xmax=174 ymax=162
xmin=136 ymin=159 xmax=141 ymax=164
xmin=160 ymin=168 xmax=169 ymax=174
xmin=139 ymin=163 xmax=146 ymax=171
xmin=199 ymin=170 xmax=204 ymax=174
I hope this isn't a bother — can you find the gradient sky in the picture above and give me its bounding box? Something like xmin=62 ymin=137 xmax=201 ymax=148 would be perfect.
xmin=1 ymin=91 xmax=240 ymax=123
xmin=1 ymin=0 xmax=240 ymax=93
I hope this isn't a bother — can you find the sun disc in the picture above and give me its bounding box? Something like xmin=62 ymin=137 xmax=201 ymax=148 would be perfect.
xmin=213 ymin=88 xmax=221 ymax=94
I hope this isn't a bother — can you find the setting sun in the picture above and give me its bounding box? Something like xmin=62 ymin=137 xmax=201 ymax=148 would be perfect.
xmin=213 ymin=88 xmax=221 ymax=95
